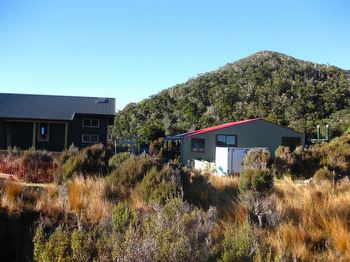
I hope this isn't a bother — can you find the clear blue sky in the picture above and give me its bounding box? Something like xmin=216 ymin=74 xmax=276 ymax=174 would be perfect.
xmin=0 ymin=0 xmax=349 ymax=110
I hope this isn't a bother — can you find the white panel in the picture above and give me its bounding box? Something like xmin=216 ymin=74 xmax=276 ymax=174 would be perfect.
xmin=215 ymin=147 xmax=228 ymax=174
xmin=232 ymin=148 xmax=249 ymax=173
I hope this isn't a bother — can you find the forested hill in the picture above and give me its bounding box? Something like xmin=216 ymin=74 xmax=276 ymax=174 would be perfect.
xmin=113 ymin=51 xmax=350 ymax=142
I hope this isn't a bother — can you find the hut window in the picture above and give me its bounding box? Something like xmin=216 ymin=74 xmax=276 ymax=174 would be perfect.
xmin=216 ymin=135 xmax=236 ymax=147
xmin=191 ymin=138 xmax=205 ymax=152
xmin=282 ymin=137 xmax=301 ymax=151
xmin=82 ymin=119 xmax=100 ymax=128
xmin=82 ymin=134 xmax=100 ymax=144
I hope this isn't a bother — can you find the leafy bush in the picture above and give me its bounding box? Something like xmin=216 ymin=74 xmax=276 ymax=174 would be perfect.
xmin=33 ymin=224 xmax=94 ymax=262
xmin=112 ymin=202 xmax=133 ymax=234
xmin=313 ymin=166 xmax=333 ymax=184
xmin=274 ymin=146 xmax=298 ymax=175
xmin=221 ymin=220 xmax=257 ymax=262
xmin=61 ymin=144 xmax=79 ymax=164
xmin=20 ymin=148 xmax=55 ymax=183
xmin=143 ymin=197 xmax=216 ymax=261
xmin=239 ymin=169 xmax=274 ymax=195
xmin=107 ymin=155 xmax=160 ymax=199
xmin=298 ymin=134 xmax=350 ymax=177
xmin=62 ymin=144 xmax=112 ymax=180
xmin=135 ymin=163 xmax=181 ymax=204
xmin=108 ymin=152 xmax=130 ymax=170
xmin=149 ymin=138 xmax=165 ymax=157
xmin=239 ymin=169 xmax=274 ymax=228
xmin=33 ymin=225 xmax=71 ymax=262
xmin=242 ymin=148 xmax=272 ymax=171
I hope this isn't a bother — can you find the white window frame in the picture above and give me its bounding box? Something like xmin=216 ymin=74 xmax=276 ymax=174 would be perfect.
xmin=81 ymin=134 xmax=100 ymax=144
xmin=37 ymin=122 xmax=50 ymax=142
xmin=82 ymin=118 xmax=100 ymax=128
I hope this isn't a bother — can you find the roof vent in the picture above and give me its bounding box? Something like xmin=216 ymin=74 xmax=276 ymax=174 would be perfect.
xmin=96 ymin=98 xmax=109 ymax=104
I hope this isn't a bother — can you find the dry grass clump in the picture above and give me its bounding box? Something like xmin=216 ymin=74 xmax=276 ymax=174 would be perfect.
xmin=35 ymin=186 xmax=61 ymax=217
xmin=67 ymin=176 xmax=112 ymax=224
xmin=270 ymin=176 xmax=350 ymax=259
xmin=208 ymin=174 xmax=239 ymax=193
xmin=0 ymin=180 xmax=23 ymax=213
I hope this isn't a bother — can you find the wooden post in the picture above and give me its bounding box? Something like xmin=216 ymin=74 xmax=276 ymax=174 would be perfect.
xmin=64 ymin=122 xmax=68 ymax=149
xmin=32 ymin=122 xmax=36 ymax=148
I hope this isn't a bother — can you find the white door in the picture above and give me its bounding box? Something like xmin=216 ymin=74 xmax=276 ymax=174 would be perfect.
xmin=215 ymin=147 xmax=229 ymax=174
xmin=232 ymin=148 xmax=248 ymax=173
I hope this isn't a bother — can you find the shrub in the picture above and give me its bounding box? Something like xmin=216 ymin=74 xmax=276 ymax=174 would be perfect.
xmin=112 ymin=202 xmax=133 ymax=234
xmin=63 ymin=153 xmax=84 ymax=180
xmin=242 ymin=148 xmax=272 ymax=171
xmin=149 ymin=138 xmax=165 ymax=157
xmin=108 ymin=152 xmax=130 ymax=170
xmin=33 ymin=225 xmax=71 ymax=262
xmin=135 ymin=164 xmax=180 ymax=204
xmin=239 ymin=169 xmax=274 ymax=195
xmin=221 ymin=220 xmax=257 ymax=262
xmin=20 ymin=148 xmax=55 ymax=183
xmin=313 ymin=166 xmax=333 ymax=184
xmin=62 ymin=144 xmax=112 ymax=180
xmin=143 ymin=197 xmax=216 ymax=262
xmin=239 ymin=169 xmax=274 ymax=228
xmin=107 ymin=155 xmax=160 ymax=199
xmin=61 ymin=144 xmax=79 ymax=164
xmin=274 ymin=146 xmax=298 ymax=176
xmin=33 ymin=224 xmax=95 ymax=262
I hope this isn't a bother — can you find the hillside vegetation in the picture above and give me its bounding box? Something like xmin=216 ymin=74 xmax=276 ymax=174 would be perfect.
xmin=113 ymin=51 xmax=350 ymax=141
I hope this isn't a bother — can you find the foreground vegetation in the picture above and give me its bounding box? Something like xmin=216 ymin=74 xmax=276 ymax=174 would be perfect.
xmin=0 ymin=133 xmax=349 ymax=261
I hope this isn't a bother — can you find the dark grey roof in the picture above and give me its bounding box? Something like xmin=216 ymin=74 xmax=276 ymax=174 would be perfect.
xmin=0 ymin=93 xmax=115 ymax=121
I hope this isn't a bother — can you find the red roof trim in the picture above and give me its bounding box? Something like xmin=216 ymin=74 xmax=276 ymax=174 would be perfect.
xmin=185 ymin=118 xmax=261 ymax=137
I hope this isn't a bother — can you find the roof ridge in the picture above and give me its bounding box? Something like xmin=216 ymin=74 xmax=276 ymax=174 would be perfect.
xmin=185 ymin=118 xmax=260 ymax=137
xmin=0 ymin=92 xmax=115 ymax=100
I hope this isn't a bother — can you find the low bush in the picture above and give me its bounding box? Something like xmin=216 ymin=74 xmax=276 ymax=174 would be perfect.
xmin=313 ymin=166 xmax=333 ymax=184
xmin=143 ymin=197 xmax=216 ymax=262
xmin=0 ymin=148 xmax=56 ymax=183
xmin=62 ymin=144 xmax=112 ymax=180
xmin=239 ymin=169 xmax=274 ymax=195
xmin=242 ymin=148 xmax=272 ymax=171
xmin=149 ymin=138 xmax=165 ymax=157
xmin=221 ymin=220 xmax=257 ymax=262
xmin=239 ymin=168 xmax=274 ymax=228
xmin=274 ymin=146 xmax=298 ymax=176
xmin=108 ymin=152 xmax=130 ymax=170
xmin=112 ymin=202 xmax=133 ymax=234
xmin=298 ymin=134 xmax=350 ymax=177
xmin=135 ymin=163 xmax=181 ymax=204
xmin=107 ymin=155 xmax=161 ymax=199
xmin=20 ymin=148 xmax=56 ymax=183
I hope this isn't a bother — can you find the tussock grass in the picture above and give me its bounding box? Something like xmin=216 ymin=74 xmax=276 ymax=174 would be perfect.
xmin=35 ymin=186 xmax=61 ymax=217
xmin=0 ymin=181 xmax=23 ymax=213
xmin=67 ymin=176 xmax=112 ymax=224
xmin=270 ymin=176 xmax=350 ymax=259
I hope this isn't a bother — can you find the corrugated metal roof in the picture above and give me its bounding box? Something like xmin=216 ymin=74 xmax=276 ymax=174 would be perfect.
xmin=0 ymin=93 xmax=115 ymax=121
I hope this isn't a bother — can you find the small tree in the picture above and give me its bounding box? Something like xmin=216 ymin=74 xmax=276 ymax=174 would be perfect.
xmin=239 ymin=149 xmax=274 ymax=228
